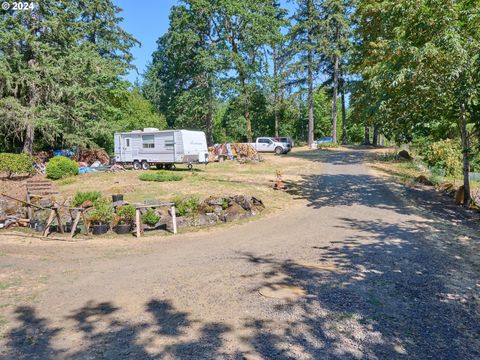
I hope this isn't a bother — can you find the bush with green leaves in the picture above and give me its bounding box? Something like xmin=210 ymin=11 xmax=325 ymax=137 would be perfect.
xmin=138 ymin=171 xmax=182 ymax=182
xmin=414 ymin=138 xmax=462 ymax=177
xmin=72 ymin=191 xmax=101 ymax=207
xmin=88 ymin=199 xmax=114 ymax=224
xmin=46 ymin=156 xmax=79 ymax=180
xmin=116 ymin=204 xmax=136 ymax=224
xmin=317 ymin=143 xmax=339 ymax=149
xmin=172 ymin=195 xmax=200 ymax=216
xmin=0 ymin=153 xmax=33 ymax=178
xmin=142 ymin=208 xmax=160 ymax=226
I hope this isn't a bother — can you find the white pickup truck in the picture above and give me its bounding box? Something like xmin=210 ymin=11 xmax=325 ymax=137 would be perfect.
xmin=250 ymin=137 xmax=291 ymax=154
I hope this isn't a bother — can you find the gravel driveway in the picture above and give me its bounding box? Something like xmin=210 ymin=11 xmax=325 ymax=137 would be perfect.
xmin=1 ymin=148 xmax=479 ymax=359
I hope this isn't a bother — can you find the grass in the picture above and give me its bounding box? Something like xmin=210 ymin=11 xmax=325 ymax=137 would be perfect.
xmin=139 ymin=171 xmax=183 ymax=182
xmin=54 ymin=150 xmax=316 ymax=216
xmin=371 ymin=152 xmax=480 ymax=192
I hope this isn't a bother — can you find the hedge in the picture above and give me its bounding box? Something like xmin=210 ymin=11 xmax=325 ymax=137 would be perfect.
xmin=46 ymin=156 xmax=79 ymax=180
xmin=0 ymin=153 xmax=34 ymax=178
xmin=138 ymin=171 xmax=182 ymax=182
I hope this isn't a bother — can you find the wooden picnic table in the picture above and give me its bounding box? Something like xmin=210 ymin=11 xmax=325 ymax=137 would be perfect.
xmin=133 ymin=203 xmax=177 ymax=238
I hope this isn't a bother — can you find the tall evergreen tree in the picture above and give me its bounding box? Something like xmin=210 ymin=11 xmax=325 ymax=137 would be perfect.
xmin=289 ymin=0 xmax=323 ymax=147
xmin=319 ymin=0 xmax=351 ymax=144
xmin=0 ymin=0 xmax=138 ymax=153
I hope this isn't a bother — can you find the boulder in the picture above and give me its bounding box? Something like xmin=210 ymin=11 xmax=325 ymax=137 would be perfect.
xmin=204 ymin=196 xmax=226 ymax=206
xmin=220 ymin=202 xmax=249 ymax=222
xmin=439 ymin=183 xmax=455 ymax=193
xmin=398 ymin=149 xmax=412 ymax=160
xmin=455 ymin=185 xmax=465 ymax=205
xmin=193 ymin=213 xmax=219 ymax=226
xmin=251 ymin=196 xmax=265 ymax=209
xmin=232 ymin=195 xmax=252 ymax=211
xmin=415 ymin=175 xmax=433 ymax=186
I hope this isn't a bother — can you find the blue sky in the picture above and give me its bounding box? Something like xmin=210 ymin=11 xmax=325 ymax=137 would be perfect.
xmin=114 ymin=0 xmax=296 ymax=84
xmin=114 ymin=0 xmax=178 ymax=83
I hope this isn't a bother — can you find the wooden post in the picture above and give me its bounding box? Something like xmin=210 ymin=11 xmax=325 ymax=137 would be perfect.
xmin=135 ymin=208 xmax=141 ymax=238
xmin=171 ymin=205 xmax=177 ymax=234
xmin=43 ymin=209 xmax=56 ymax=237
xmin=26 ymin=193 xmax=32 ymax=220
xmin=70 ymin=211 xmax=81 ymax=239
xmin=55 ymin=209 xmax=64 ymax=234
xmin=82 ymin=211 xmax=90 ymax=235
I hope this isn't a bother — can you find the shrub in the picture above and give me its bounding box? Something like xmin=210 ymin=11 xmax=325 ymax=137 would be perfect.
xmin=420 ymin=139 xmax=462 ymax=177
xmin=88 ymin=199 xmax=114 ymax=224
xmin=221 ymin=198 xmax=229 ymax=210
xmin=142 ymin=208 xmax=160 ymax=226
xmin=317 ymin=143 xmax=339 ymax=149
xmin=172 ymin=195 xmax=200 ymax=216
xmin=72 ymin=191 xmax=101 ymax=207
xmin=138 ymin=171 xmax=182 ymax=182
xmin=46 ymin=156 xmax=79 ymax=180
xmin=0 ymin=153 xmax=33 ymax=178
xmin=116 ymin=204 xmax=136 ymax=224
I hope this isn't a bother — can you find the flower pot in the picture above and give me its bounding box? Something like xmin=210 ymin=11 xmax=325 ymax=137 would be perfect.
xmin=29 ymin=219 xmax=40 ymax=230
xmin=63 ymin=222 xmax=72 ymax=233
xmin=112 ymin=194 xmax=124 ymax=203
xmin=114 ymin=224 xmax=131 ymax=234
xmin=91 ymin=223 xmax=109 ymax=235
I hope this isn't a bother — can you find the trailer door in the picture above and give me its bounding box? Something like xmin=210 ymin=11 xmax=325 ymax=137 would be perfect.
xmin=123 ymin=136 xmax=133 ymax=162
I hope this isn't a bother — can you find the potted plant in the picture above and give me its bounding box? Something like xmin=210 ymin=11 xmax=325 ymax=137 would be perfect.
xmin=88 ymin=199 xmax=114 ymax=235
xmin=142 ymin=208 xmax=160 ymax=230
xmin=114 ymin=204 xmax=135 ymax=234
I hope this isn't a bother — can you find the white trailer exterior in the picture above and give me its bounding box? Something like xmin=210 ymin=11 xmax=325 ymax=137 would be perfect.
xmin=114 ymin=128 xmax=209 ymax=170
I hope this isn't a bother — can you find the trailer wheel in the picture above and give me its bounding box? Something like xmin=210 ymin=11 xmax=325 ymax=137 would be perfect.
xmin=133 ymin=160 xmax=141 ymax=170
xmin=141 ymin=161 xmax=150 ymax=170
xmin=187 ymin=163 xmax=193 ymax=171
xmin=274 ymin=146 xmax=283 ymax=155
xmin=156 ymin=164 xmax=164 ymax=170
xmin=164 ymin=163 xmax=173 ymax=170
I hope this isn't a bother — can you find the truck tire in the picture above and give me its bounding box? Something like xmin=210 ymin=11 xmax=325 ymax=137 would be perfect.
xmin=133 ymin=160 xmax=141 ymax=170
xmin=187 ymin=163 xmax=193 ymax=171
xmin=141 ymin=161 xmax=150 ymax=170
xmin=156 ymin=164 xmax=164 ymax=170
xmin=164 ymin=163 xmax=173 ymax=170
xmin=275 ymin=146 xmax=283 ymax=155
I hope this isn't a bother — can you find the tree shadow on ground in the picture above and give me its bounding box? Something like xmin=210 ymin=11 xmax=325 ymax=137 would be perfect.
xmin=2 ymin=299 xmax=231 ymax=359
xmin=285 ymin=172 xmax=410 ymax=215
xmin=237 ymin=214 xmax=480 ymax=359
xmin=236 ymin=148 xmax=480 ymax=358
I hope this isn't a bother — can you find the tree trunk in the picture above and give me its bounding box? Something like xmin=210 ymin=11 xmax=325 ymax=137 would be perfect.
xmin=245 ymin=107 xmax=252 ymax=143
xmin=364 ymin=126 xmax=370 ymax=145
xmin=460 ymin=101 xmax=471 ymax=207
xmin=273 ymin=45 xmax=280 ymax=137
xmin=206 ymin=111 xmax=214 ymax=146
xmin=23 ymin=73 xmax=38 ymax=155
xmin=307 ymin=48 xmax=314 ymax=148
xmin=341 ymin=80 xmax=347 ymax=145
xmin=241 ymin=76 xmax=252 ymax=142
xmin=205 ymin=83 xmax=214 ymax=146
xmin=23 ymin=123 xmax=34 ymax=155
xmin=372 ymin=125 xmax=379 ymax=146
xmin=331 ymin=27 xmax=340 ymax=144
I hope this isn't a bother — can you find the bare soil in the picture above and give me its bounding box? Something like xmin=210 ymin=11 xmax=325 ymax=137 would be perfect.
xmin=0 ymin=147 xmax=479 ymax=359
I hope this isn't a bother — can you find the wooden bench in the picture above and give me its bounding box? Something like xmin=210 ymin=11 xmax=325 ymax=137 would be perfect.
xmin=133 ymin=203 xmax=177 ymax=238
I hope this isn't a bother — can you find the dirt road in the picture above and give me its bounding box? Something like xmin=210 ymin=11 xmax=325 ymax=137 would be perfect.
xmin=1 ymin=148 xmax=479 ymax=359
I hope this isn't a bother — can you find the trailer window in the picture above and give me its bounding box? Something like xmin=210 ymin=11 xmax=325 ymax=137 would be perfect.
xmin=125 ymin=138 xmax=130 ymax=147
xmin=142 ymin=135 xmax=155 ymax=149
xmin=165 ymin=140 xmax=174 ymax=148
